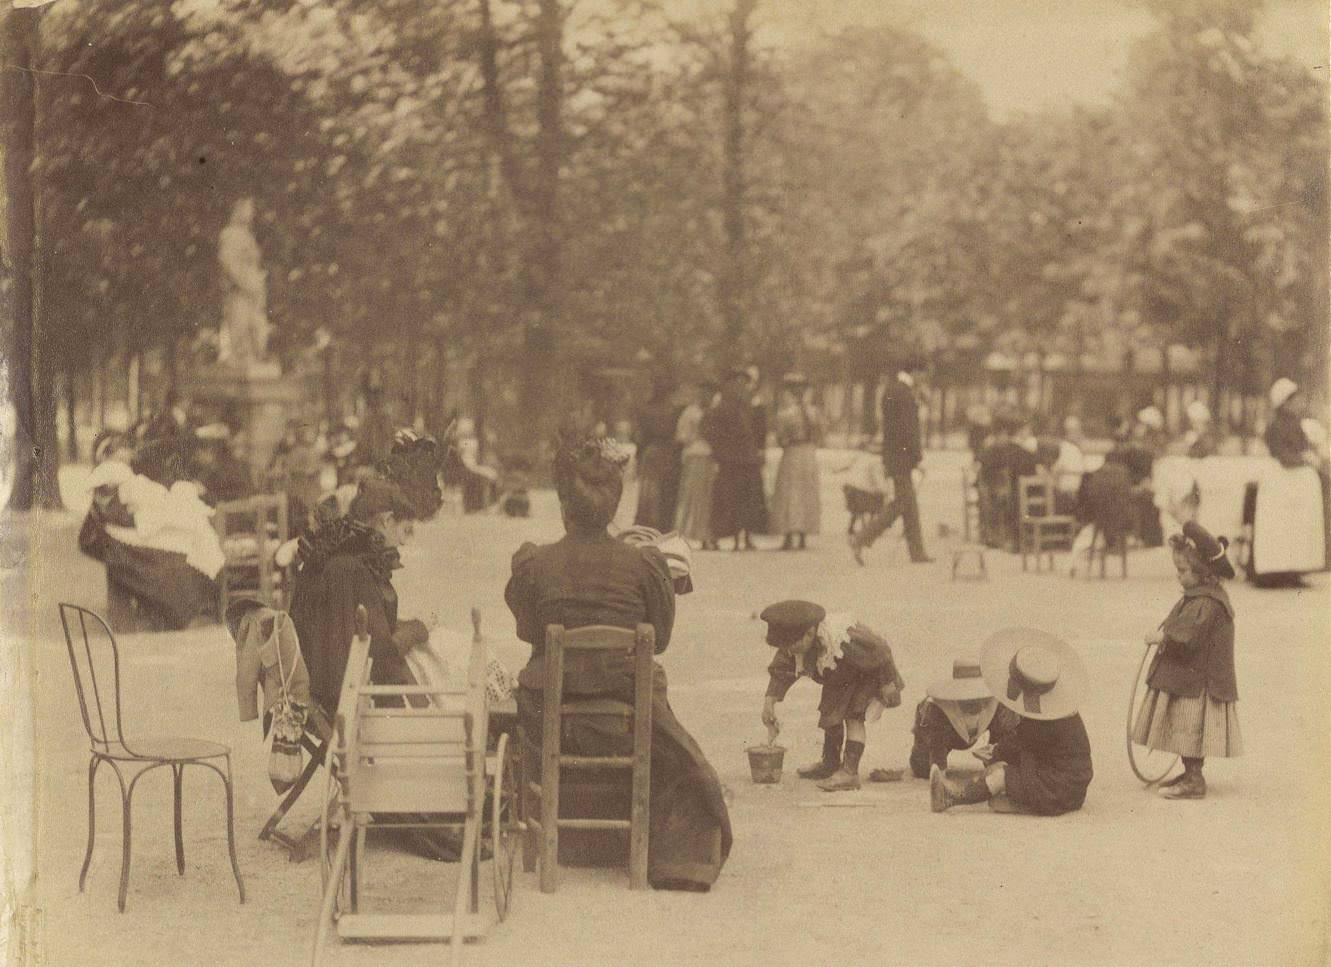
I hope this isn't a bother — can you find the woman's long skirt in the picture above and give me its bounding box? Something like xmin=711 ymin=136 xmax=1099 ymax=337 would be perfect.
xmin=674 ymin=454 xmax=718 ymax=543
xmin=711 ymin=461 xmax=767 ymax=538
xmin=634 ymin=444 xmax=679 ymax=532
xmin=1131 ymin=688 xmax=1243 ymax=757
xmin=770 ymin=443 xmax=821 ymax=535
xmin=516 ymin=668 xmax=732 ymax=890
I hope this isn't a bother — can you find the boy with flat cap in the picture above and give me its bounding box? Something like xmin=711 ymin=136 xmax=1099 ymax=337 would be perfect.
xmin=760 ymin=600 xmax=905 ymax=791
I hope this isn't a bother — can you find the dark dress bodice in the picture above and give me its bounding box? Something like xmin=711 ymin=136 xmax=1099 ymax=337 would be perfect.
xmin=505 ymin=531 xmax=675 ymax=695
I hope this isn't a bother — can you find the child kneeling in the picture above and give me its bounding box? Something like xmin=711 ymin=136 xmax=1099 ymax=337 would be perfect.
xmin=760 ymin=600 xmax=904 ymax=792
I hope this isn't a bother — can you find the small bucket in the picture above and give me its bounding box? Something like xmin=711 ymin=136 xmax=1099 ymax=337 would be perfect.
xmin=746 ymin=744 xmax=786 ymax=784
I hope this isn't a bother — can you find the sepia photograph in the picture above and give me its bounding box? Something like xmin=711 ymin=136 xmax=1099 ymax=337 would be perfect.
xmin=0 ymin=0 xmax=1328 ymax=964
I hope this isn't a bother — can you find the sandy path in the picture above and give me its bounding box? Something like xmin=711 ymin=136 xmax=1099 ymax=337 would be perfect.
xmin=7 ymin=452 xmax=1330 ymax=967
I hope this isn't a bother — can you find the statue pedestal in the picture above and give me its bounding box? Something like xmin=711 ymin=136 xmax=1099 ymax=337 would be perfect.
xmin=185 ymin=365 xmax=313 ymax=481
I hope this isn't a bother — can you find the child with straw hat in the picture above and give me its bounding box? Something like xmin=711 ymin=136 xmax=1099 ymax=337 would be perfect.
xmin=931 ymin=629 xmax=1092 ymax=815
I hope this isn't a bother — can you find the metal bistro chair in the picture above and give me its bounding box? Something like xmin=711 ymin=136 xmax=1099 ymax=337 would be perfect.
xmin=521 ymin=624 xmax=654 ymax=893
xmin=58 ymin=603 xmax=245 ymax=912
xmin=1018 ymin=474 xmax=1076 ymax=573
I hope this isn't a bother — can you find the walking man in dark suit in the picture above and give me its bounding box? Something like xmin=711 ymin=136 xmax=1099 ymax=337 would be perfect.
xmin=851 ymin=355 xmax=932 ymax=565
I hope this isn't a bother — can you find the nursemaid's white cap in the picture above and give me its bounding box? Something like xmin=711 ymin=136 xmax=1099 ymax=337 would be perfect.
xmin=1269 ymin=378 xmax=1299 ymax=410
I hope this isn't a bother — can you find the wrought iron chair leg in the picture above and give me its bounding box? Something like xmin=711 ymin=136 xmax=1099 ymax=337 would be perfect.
xmin=173 ymin=764 xmax=186 ymax=875
xmin=80 ymin=757 xmax=100 ymax=893
xmin=118 ymin=773 xmax=136 ymax=913
xmin=221 ymin=758 xmax=246 ymax=903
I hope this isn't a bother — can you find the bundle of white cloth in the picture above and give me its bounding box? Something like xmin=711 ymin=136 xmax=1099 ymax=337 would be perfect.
xmin=88 ymin=460 xmax=226 ymax=579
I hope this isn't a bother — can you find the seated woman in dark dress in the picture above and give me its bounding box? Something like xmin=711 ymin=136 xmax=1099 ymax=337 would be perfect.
xmin=505 ymin=430 xmax=733 ymax=892
xmin=288 ymin=473 xmax=429 ymax=716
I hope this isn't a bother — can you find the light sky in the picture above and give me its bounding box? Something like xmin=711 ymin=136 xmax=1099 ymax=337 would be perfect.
xmin=668 ymin=0 xmax=1328 ymax=118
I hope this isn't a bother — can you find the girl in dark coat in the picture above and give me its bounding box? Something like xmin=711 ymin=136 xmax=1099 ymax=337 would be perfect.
xmin=506 ymin=430 xmax=732 ymax=892
xmin=1131 ymin=521 xmax=1241 ymax=799
xmin=931 ymin=629 xmax=1092 ymax=816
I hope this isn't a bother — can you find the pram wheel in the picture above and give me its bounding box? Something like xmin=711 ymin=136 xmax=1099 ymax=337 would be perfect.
xmin=490 ymin=732 xmax=520 ymax=920
xmin=1126 ymin=641 xmax=1180 ymax=785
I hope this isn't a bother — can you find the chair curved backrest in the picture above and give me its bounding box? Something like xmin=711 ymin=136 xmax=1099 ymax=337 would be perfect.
xmin=58 ymin=602 xmax=130 ymax=752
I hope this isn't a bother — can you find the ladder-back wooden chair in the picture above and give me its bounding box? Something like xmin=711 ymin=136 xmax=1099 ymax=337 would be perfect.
xmin=1018 ymin=474 xmax=1076 ymax=572
xmin=961 ymin=465 xmax=981 ymax=544
xmin=58 ymin=603 xmax=245 ymax=912
xmin=215 ymin=494 xmax=289 ymax=614
xmin=311 ymin=607 xmax=519 ymax=967
xmin=521 ymin=623 xmax=654 ymax=893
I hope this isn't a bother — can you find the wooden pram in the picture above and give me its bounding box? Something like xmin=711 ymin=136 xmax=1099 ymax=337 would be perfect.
xmin=310 ymin=606 xmax=520 ymax=967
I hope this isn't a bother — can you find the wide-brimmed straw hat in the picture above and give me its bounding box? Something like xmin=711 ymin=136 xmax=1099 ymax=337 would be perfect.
xmin=926 ymin=659 xmax=994 ymax=703
xmin=981 ymin=628 xmax=1086 ymax=721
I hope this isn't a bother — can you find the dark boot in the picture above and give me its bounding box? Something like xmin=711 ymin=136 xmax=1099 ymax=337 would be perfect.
xmin=818 ymin=739 xmax=864 ymax=791
xmin=797 ymin=533 xmax=807 ymax=550
xmin=798 ymin=726 xmax=843 ymax=779
xmin=930 ymin=764 xmax=991 ymax=812
xmin=1160 ymin=758 xmax=1206 ymax=799
xmin=780 ymin=534 xmax=794 ymax=551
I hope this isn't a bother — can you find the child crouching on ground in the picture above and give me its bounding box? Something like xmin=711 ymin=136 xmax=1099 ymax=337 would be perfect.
xmin=909 ymin=658 xmax=1020 ymax=779
xmin=1131 ymin=520 xmax=1241 ymax=799
xmin=760 ymin=600 xmax=904 ymax=792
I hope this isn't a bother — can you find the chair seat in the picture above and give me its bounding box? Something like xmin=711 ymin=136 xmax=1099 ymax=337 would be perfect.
xmin=98 ymin=736 xmax=231 ymax=762
xmin=562 ymin=699 xmax=633 ymax=717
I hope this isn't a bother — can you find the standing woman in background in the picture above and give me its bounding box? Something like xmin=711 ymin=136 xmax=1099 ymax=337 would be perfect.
xmin=770 ymin=373 xmax=823 ymax=550
xmin=674 ymin=379 xmax=719 ymax=550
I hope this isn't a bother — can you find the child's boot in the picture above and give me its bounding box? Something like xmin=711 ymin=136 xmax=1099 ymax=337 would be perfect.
xmin=930 ymin=764 xmax=991 ymax=812
xmin=1160 ymin=758 xmax=1206 ymax=799
xmin=797 ymin=726 xmax=843 ymax=780
xmin=817 ymin=740 xmax=864 ymax=792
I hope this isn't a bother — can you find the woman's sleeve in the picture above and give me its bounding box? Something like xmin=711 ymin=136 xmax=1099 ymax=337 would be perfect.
xmin=639 ymin=546 xmax=676 ymax=654
xmin=503 ymin=542 xmax=543 ymax=645
xmin=1161 ymin=598 xmax=1214 ymax=653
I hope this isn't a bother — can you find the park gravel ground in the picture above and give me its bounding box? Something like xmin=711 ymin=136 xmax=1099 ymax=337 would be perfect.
xmin=4 ymin=450 xmax=1329 ymax=967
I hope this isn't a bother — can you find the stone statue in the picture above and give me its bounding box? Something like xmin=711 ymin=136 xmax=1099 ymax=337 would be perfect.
xmin=217 ymin=198 xmax=273 ymax=371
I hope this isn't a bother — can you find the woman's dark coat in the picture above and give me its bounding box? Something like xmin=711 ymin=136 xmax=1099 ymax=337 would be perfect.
xmin=505 ymin=531 xmax=732 ymax=890
xmin=287 ymin=519 xmax=417 ymax=715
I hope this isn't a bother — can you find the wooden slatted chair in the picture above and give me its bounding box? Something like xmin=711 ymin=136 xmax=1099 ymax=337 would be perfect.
xmin=215 ymin=494 xmax=289 ymax=614
xmin=311 ymin=606 xmax=518 ymax=967
xmin=1018 ymin=474 xmax=1076 ymax=572
xmin=521 ymin=624 xmax=653 ymax=893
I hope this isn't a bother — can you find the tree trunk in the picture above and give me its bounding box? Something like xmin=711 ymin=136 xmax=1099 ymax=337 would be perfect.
xmin=3 ymin=8 xmax=40 ymax=510
xmin=517 ymin=0 xmax=565 ymax=448
xmin=64 ymin=363 xmax=78 ymax=462
xmin=474 ymin=0 xmax=565 ymax=451
xmin=718 ymin=0 xmax=756 ymax=370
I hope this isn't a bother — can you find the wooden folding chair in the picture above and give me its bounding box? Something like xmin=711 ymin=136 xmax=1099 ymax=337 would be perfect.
xmin=310 ymin=607 xmax=519 ymax=967
xmin=520 ymin=624 xmax=654 ymax=893
xmin=1018 ymin=474 xmax=1075 ymax=572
